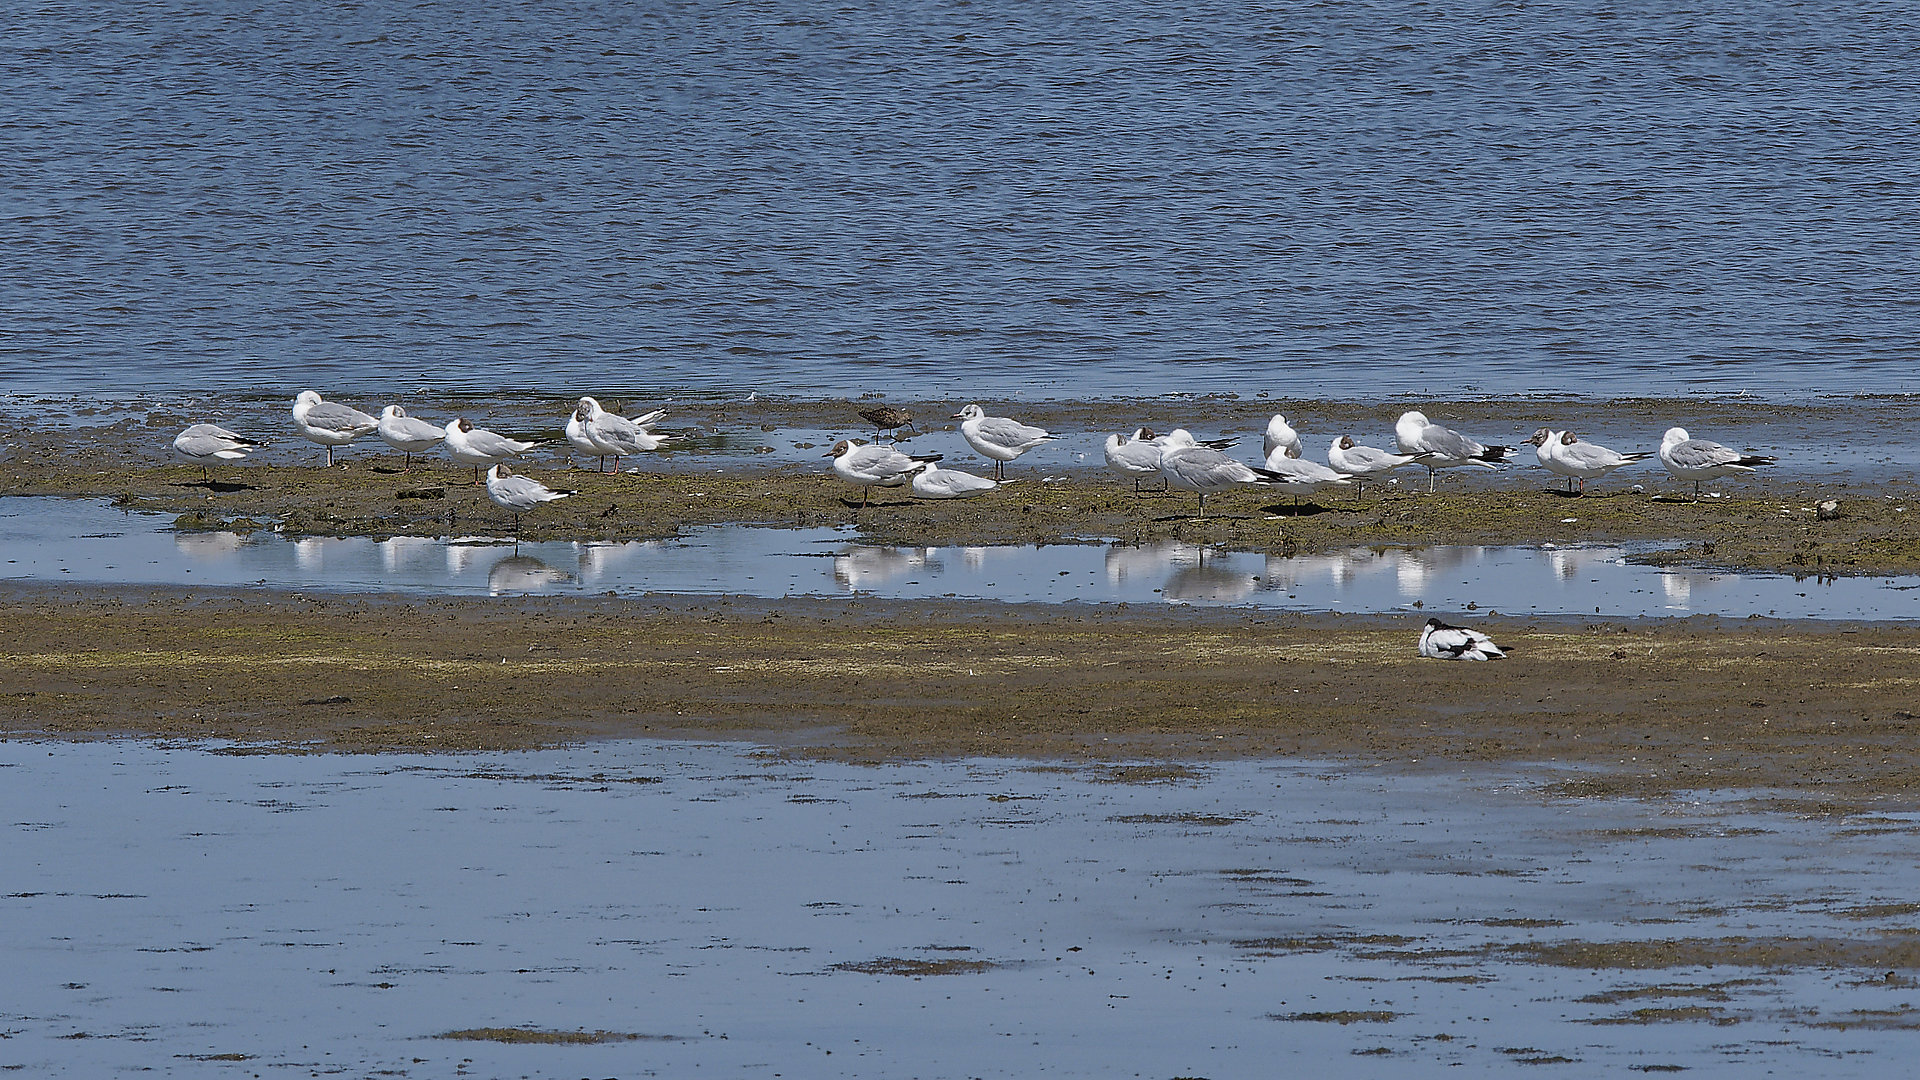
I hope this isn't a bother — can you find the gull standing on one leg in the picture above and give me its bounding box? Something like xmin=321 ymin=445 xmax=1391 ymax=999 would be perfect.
xmin=827 ymin=439 xmax=941 ymax=508
xmin=576 ymin=396 xmax=673 ymax=474
xmin=444 ymin=418 xmax=539 ymax=484
xmin=485 ymin=464 xmax=572 ymax=537
xmin=376 ymin=405 xmax=446 ymax=471
xmin=1156 ymin=429 xmax=1287 ymax=518
xmin=292 ymin=391 xmax=379 ymax=467
xmin=1327 ymin=435 xmax=1428 ymax=498
xmin=1104 ymin=428 xmax=1166 ymax=493
xmin=1395 ymin=410 xmax=1511 ymax=492
xmin=1658 ymin=427 xmax=1775 ymax=500
xmin=173 ymin=424 xmax=260 ymax=481
xmin=954 ymin=404 xmax=1055 ymax=480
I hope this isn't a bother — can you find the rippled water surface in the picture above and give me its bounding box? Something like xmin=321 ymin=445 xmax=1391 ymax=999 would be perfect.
xmin=7 ymin=740 xmax=1920 ymax=1077
xmin=4 ymin=2 xmax=1918 ymax=400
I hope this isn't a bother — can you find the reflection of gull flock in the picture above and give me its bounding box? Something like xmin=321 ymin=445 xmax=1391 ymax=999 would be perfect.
xmin=172 ymin=394 xmax=1783 ymax=654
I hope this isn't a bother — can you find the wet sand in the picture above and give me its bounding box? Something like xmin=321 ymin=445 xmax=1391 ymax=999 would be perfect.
xmin=2 ymin=584 xmax=1916 ymax=812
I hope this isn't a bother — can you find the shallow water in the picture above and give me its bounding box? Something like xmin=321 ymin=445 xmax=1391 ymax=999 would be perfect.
xmin=4 ymin=496 xmax=1914 ymax=620
xmin=4 ymin=2 xmax=1919 ymax=401
xmin=5 ymin=739 xmax=1920 ymax=1076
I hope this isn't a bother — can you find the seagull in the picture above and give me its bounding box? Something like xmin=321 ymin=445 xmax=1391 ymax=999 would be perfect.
xmin=575 ymin=396 xmax=673 ymax=473
xmin=173 ymin=424 xmax=260 ymax=481
xmin=1538 ymin=429 xmax=1650 ymax=495
xmin=564 ymin=408 xmax=606 ymax=472
xmin=909 ymin=459 xmax=1004 ymax=500
xmin=1262 ymin=413 xmax=1303 ymax=460
xmin=1659 ymin=427 xmax=1776 ymax=499
xmin=1327 ymin=435 xmax=1428 ymax=497
xmin=954 ymin=404 xmax=1055 ymax=479
xmin=1527 ymin=427 xmax=1577 ymax=492
xmin=1156 ymin=429 xmax=1287 ymax=517
xmin=1260 ymin=447 xmax=1352 ymax=510
xmin=827 ymin=438 xmax=941 ymax=507
xmin=291 ymin=390 xmax=378 ymax=466
xmin=444 ymin=418 xmax=538 ymax=484
xmin=485 ymin=464 xmax=572 ymax=535
xmin=1395 ymin=410 xmax=1511 ymax=491
xmin=1418 ymin=617 xmax=1508 ymax=660
xmin=376 ymin=405 xmax=446 ymax=471
xmin=1104 ymin=428 xmax=1166 ymax=492
xmin=858 ymin=404 xmax=915 ymax=442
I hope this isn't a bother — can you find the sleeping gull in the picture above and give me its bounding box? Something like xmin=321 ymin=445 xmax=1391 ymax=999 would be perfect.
xmin=1156 ymin=429 xmax=1287 ymax=517
xmin=292 ymin=390 xmax=379 ymax=466
xmin=376 ymin=405 xmax=446 ymax=471
xmin=444 ymin=418 xmax=538 ymax=484
xmin=1104 ymin=428 xmax=1166 ymax=492
xmin=1262 ymin=413 xmax=1303 ymax=461
xmin=827 ymin=438 xmax=941 ymax=507
xmin=485 ymin=464 xmax=572 ymax=535
xmin=173 ymin=424 xmax=260 ymax=480
xmin=1327 ymin=435 xmax=1427 ymax=497
xmin=575 ymin=396 xmax=674 ymax=473
xmin=1418 ymin=617 xmax=1508 ymax=661
xmin=954 ymin=404 xmax=1055 ymax=479
xmin=1260 ymin=447 xmax=1352 ymax=510
xmin=1659 ymin=427 xmax=1776 ymax=500
xmin=909 ymin=459 xmax=1004 ymax=500
xmin=1395 ymin=410 xmax=1511 ymax=492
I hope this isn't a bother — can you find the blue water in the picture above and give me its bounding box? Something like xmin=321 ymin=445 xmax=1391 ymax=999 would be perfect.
xmin=3 ymin=2 xmax=1917 ymax=401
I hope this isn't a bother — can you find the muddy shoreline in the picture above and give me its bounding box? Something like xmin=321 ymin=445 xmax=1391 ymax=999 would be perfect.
xmin=2 ymin=583 xmax=1916 ymax=811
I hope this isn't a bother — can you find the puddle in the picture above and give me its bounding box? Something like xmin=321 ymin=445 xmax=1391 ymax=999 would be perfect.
xmin=4 ymin=497 xmax=1915 ymax=619
xmin=5 ymin=740 xmax=1920 ymax=1076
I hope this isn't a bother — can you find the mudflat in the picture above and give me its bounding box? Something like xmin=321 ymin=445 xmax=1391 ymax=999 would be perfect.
xmin=2 ymin=585 xmax=1915 ymax=812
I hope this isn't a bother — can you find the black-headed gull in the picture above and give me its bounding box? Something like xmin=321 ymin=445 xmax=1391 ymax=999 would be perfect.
xmin=292 ymin=390 xmax=378 ymax=466
xmin=575 ymin=396 xmax=673 ymax=474
xmin=444 ymin=417 xmax=538 ymax=484
xmin=910 ymin=459 xmax=1004 ymax=500
xmin=1260 ymin=446 xmax=1351 ymax=509
xmin=173 ymin=424 xmax=260 ymax=480
xmin=485 ymin=464 xmax=572 ymax=534
xmin=858 ymin=404 xmax=915 ymax=442
xmin=827 ymin=438 xmax=940 ymax=507
xmin=1262 ymin=413 xmax=1303 ymax=461
xmin=1104 ymin=428 xmax=1166 ymax=492
xmin=1327 ymin=435 xmax=1426 ymax=497
xmin=1156 ymin=429 xmax=1286 ymax=517
xmin=1659 ymin=427 xmax=1775 ymax=499
xmin=376 ymin=405 xmax=446 ymax=471
xmin=954 ymin=404 xmax=1055 ymax=479
xmin=1418 ymin=617 xmax=1508 ymax=660
xmin=1395 ymin=410 xmax=1511 ymax=491
xmin=1530 ymin=429 xmax=1650 ymax=495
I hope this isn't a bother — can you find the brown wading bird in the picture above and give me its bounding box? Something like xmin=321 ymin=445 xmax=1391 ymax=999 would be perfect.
xmin=857 ymin=404 xmax=915 ymax=442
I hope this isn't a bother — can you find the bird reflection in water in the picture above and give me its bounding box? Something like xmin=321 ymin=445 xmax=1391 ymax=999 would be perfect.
xmin=487 ymin=553 xmax=575 ymax=595
xmin=833 ymin=546 xmax=936 ymax=592
xmin=174 ymin=530 xmax=246 ymax=561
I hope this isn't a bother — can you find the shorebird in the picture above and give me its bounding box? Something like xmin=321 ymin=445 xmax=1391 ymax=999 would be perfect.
xmin=1659 ymin=427 xmax=1776 ymax=500
xmin=1418 ymin=617 xmax=1508 ymax=660
xmin=1534 ymin=429 xmax=1650 ymax=495
xmin=909 ymin=459 xmax=1005 ymax=500
xmin=172 ymin=424 xmax=260 ymax=481
xmin=1259 ymin=447 xmax=1352 ymax=510
xmin=485 ymin=464 xmax=572 ymax=535
xmin=444 ymin=417 xmax=538 ymax=484
xmin=954 ymin=404 xmax=1055 ymax=480
xmin=1327 ymin=435 xmax=1427 ymax=497
xmin=1394 ymin=410 xmax=1511 ymax=492
xmin=574 ymin=397 xmax=673 ymax=473
xmin=376 ymin=405 xmax=446 ymax=471
xmin=292 ymin=390 xmax=378 ymax=466
xmin=827 ymin=439 xmax=941 ymax=507
xmin=1156 ymin=429 xmax=1287 ymax=517
xmin=858 ymin=404 xmax=915 ymax=442
xmin=1104 ymin=428 xmax=1166 ymax=492
xmin=1263 ymin=413 xmax=1303 ymax=461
